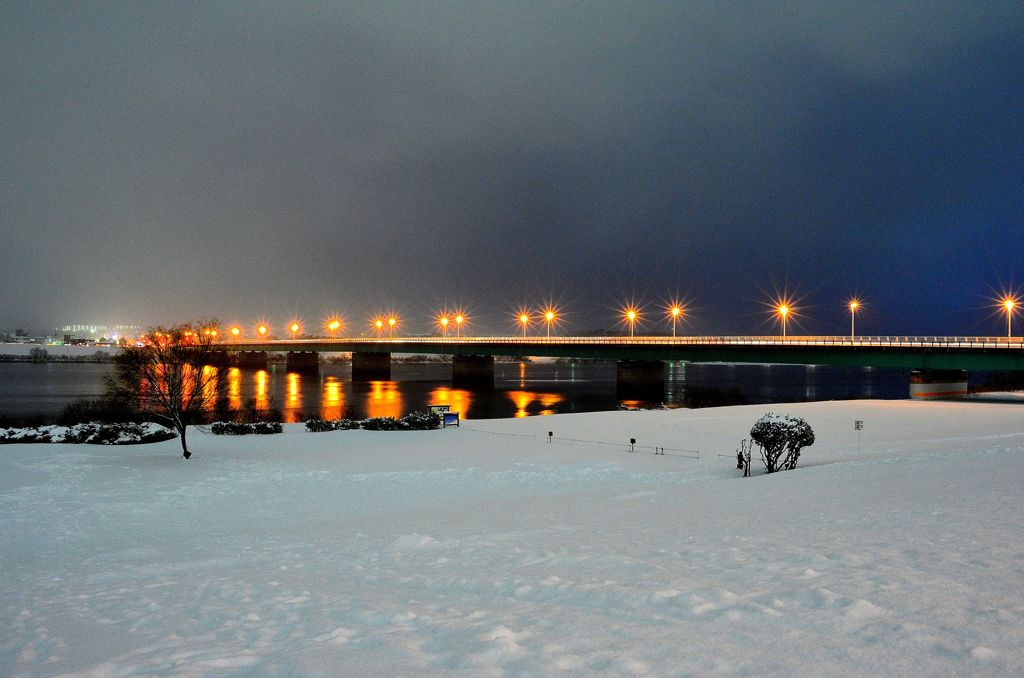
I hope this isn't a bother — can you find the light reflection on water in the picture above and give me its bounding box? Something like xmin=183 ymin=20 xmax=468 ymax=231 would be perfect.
xmin=0 ymin=361 xmax=912 ymax=422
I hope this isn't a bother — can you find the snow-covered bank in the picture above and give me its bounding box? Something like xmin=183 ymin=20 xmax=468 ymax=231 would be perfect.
xmin=2 ymin=400 xmax=1023 ymax=676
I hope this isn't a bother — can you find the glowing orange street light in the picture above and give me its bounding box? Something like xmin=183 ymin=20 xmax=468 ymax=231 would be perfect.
xmin=387 ymin=316 xmax=397 ymax=338
xmin=623 ymin=306 xmax=640 ymax=338
xmin=289 ymin=321 xmax=300 ymax=339
xmin=454 ymin=313 xmax=465 ymax=338
xmin=438 ymin=314 xmax=450 ymax=337
xmin=777 ymin=304 xmax=790 ymax=338
xmin=326 ymin=319 xmax=342 ymax=337
xmin=1003 ymin=297 xmax=1018 ymax=338
xmin=518 ymin=312 xmax=531 ymax=338
xmin=257 ymin=324 xmax=268 ymax=338
xmin=669 ymin=305 xmax=683 ymax=338
xmin=543 ymin=308 xmax=557 ymax=338
xmin=848 ymin=299 xmax=861 ymax=339
xmin=373 ymin=318 xmax=384 ymax=337
xmin=230 ymin=326 xmax=241 ymax=339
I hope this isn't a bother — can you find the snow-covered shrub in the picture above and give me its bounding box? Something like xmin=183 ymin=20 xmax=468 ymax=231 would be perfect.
xmin=361 ymin=417 xmax=399 ymax=431
xmin=305 ymin=417 xmax=336 ymax=432
xmin=749 ymin=413 xmax=815 ymax=473
xmin=304 ymin=412 xmax=441 ymax=433
xmin=211 ymin=421 xmax=283 ymax=435
xmin=398 ymin=411 xmax=442 ymax=430
xmin=253 ymin=421 xmax=283 ymax=434
xmin=0 ymin=422 xmax=176 ymax=445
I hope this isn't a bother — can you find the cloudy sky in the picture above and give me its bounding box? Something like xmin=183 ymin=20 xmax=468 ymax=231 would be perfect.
xmin=2 ymin=1 xmax=1022 ymax=336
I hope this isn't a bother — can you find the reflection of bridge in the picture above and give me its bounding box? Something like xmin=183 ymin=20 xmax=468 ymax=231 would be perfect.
xmin=215 ymin=336 xmax=1024 ymax=398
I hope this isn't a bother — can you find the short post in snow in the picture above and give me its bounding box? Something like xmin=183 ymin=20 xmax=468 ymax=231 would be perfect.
xmin=629 ymin=437 xmax=636 ymax=453
xmin=547 ymin=431 xmax=553 ymax=444
xmin=854 ymin=420 xmax=863 ymax=454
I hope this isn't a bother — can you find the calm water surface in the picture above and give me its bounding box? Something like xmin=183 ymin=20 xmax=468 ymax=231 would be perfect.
xmin=0 ymin=360 xmax=910 ymax=423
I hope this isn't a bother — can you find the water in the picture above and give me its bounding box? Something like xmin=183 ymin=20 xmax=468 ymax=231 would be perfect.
xmin=0 ymin=360 xmax=911 ymax=423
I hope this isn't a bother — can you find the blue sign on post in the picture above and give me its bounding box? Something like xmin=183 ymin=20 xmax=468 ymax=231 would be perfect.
xmin=443 ymin=412 xmax=460 ymax=428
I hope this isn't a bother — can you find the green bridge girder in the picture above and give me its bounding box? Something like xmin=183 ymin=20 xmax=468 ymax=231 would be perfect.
xmin=214 ymin=337 xmax=1024 ymax=372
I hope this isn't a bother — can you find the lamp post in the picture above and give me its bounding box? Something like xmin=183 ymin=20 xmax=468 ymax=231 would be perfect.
xmin=374 ymin=319 xmax=384 ymax=338
xmin=848 ymin=300 xmax=860 ymax=339
xmin=327 ymin=319 xmax=341 ymax=338
xmin=624 ymin=307 xmax=639 ymax=338
xmin=777 ymin=304 xmax=789 ymax=338
xmin=230 ymin=326 xmax=241 ymax=341
xmin=289 ymin=322 xmax=300 ymax=339
xmin=388 ymin=316 xmax=397 ymax=338
xmin=439 ymin=315 xmax=449 ymax=337
xmin=257 ymin=324 xmax=268 ymax=338
xmin=1004 ymin=298 xmax=1017 ymax=338
xmin=669 ymin=305 xmax=683 ymax=337
xmin=519 ymin=313 xmax=530 ymax=338
xmin=544 ymin=309 xmax=556 ymax=338
xmin=455 ymin=314 xmax=465 ymax=338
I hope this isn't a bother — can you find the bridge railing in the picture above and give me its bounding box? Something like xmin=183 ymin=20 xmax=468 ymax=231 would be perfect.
xmin=225 ymin=335 xmax=1024 ymax=349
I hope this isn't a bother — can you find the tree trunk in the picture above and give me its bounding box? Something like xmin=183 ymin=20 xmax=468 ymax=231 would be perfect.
xmin=177 ymin=423 xmax=191 ymax=459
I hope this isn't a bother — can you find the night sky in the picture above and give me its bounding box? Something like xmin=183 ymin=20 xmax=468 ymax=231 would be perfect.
xmin=2 ymin=2 xmax=1023 ymax=337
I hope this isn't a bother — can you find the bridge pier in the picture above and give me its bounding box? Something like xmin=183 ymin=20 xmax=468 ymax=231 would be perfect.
xmin=286 ymin=351 xmax=320 ymax=374
xmin=909 ymin=369 xmax=969 ymax=399
xmin=452 ymin=354 xmax=495 ymax=388
xmin=352 ymin=352 xmax=391 ymax=380
xmin=616 ymin=360 xmax=666 ymax=400
xmin=236 ymin=351 xmax=268 ymax=370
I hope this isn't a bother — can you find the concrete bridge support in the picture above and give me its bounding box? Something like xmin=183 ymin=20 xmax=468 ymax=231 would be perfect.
xmin=616 ymin=360 xmax=667 ymax=400
xmin=452 ymin=354 xmax=495 ymax=388
xmin=236 ymin=351 xmax=268 ymax=370
xmin=286 ymin=351 xmax=320 ymax=374
xmin=909 ymin=369 xmax=969 ymax=399
xmin=352 ymin=352 xmax=391 ymax=380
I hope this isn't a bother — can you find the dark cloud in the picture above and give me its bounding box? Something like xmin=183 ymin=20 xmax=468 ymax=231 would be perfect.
xmin=2 ymin=1 xmax=1022 ymax=335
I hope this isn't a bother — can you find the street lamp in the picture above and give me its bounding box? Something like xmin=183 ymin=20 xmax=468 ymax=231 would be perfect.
xmin=326 ymin=319 xmax=342 ymax=337
xmin=669 ymin=305 xmax=683 ymax=338
xmin=439 ymin=315 xmax=449 ymax=337
xmin=1003 ymin=297 xmax=1018 ymax=338
xmin=848 ymin=299 xmax=860 ymax=339
xmin=373 ymin=318 xmax=384 ymax=337
xmin=289 ymin=322 xmax=300 ymax=339
xmin=387 ymin=316 xmax=397 ymax=338
xmin=516 ymin=309 xmax=531 ymax=338
xmin=230 ymin=326 xmax=241 ymax=340
xmin=624 ymin=307 xmax=640 ymax=338
xmin=454 ymin=313 xmax=465 ymax=338
xmin=257 ymin=324 xmax=268 ymax=338
xmin=777 ymin=304 xmax=790 ymax=338
xmin=543 ymin=308 xmax=557 ymax=338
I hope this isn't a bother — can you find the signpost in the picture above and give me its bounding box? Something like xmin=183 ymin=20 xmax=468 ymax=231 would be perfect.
xmin=443 ymin=412 xmax=460 ymax=428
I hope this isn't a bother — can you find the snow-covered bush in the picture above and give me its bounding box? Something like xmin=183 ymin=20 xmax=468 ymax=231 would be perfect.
xmin=210 ymin=421 xmax=283 ymax=435
xmin=0 ymin=422 xmax=176 ymax=445
xmin=304 ymin=411 xmax=441 ymax=433
xmin=749 ymin=413 xmax=815 ymax=473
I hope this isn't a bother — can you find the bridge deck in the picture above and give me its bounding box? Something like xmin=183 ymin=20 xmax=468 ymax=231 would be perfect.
xmin=214 ymin=336 xmax=1024 ymax=372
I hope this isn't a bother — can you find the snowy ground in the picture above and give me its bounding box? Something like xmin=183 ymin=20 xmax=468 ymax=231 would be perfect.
xmin=2 ymin=400 xmax=1023 ymax=676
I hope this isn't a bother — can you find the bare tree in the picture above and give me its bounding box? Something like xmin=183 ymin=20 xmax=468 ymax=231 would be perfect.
xmin=107 ymin=323 xmax=228 ymax=459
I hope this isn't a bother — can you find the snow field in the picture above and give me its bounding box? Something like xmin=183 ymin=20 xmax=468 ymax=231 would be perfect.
xmin=2 ymin=400 xmax=1023 ymax=676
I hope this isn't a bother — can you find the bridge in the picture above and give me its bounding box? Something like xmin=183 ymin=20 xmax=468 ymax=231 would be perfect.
xmin=213 ymin=335 xmax=1024 ymax=398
